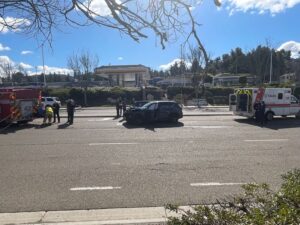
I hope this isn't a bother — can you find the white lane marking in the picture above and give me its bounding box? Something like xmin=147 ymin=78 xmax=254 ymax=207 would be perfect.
xmin=117 ymin=122 xmax=124 ymax=126
xmin=111 ymin=163 xmax=121 ymax=165
xmin=70 ymin=186 xmax=122 ymax=191
xmin=244 ymin=139 xmax=289 ymax=142
xmin=102 ymin=117 xmax=113 ymax=121
xmin=88 ymin=118 xmax=113 ymax=122
xmin=191 ymin=182 xmax=246 ymax=187
xmin=89 ymin=142 xmax=138 ymax=146
xmin=185 ymin=125 xmax=230 ymax=129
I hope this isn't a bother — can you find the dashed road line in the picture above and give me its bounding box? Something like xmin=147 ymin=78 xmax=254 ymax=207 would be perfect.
xmin=89 ymin=142 xmax=138 ymax=146
xmin=88 ymin=118 xmax=113 ymax=122
xmin=185 ymin=125 xmax=230 ymax=129
xmin=70 ymin=186 xmax=122 ymax=191
xmin=190 ymin=182 xmax=246 ymax=187
xmin=244 ymin=139 xmax=289 ymax=142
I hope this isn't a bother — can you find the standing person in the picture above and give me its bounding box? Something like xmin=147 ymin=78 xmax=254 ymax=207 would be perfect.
xmin=115 ymin=100 xmax=120 ymax=117
xmin=67 ymin=99 xmax=75 ymax=124
xmin=260 ymin=101 xmax=266 ymax=126
xmin=118 ymin=99 xmax=123 ymax=117
xmin=43 ymin=105 xmax=53 ymax=124
xmin=122 ymin=100 xmax=127 ymax=116
xmin=52 ymin=102 xmax=60 ymax=123
xmin=254 ymin=101 xmax=260 ymax=123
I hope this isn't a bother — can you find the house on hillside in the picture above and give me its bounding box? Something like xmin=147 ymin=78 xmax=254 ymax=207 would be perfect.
xmin=156 ymin=73 xmax=193 ymax=87
xmin=94 ymin=65 xmax=150 ymax=87
xmin=280 ymin=73 xmax=296 ymax=84
xmin=212 ymin=73 xmax=256 ymax=87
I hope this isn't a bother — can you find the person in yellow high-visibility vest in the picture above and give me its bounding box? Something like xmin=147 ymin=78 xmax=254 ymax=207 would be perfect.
xmin=43 ymin=105 xmax=54 ymax=124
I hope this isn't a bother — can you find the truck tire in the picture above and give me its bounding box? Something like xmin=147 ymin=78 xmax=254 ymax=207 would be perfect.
xmin=266 ymin=111 xmax=274 ymax=121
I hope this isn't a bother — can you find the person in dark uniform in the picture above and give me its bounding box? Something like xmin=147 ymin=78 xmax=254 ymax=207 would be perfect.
xmin=119 ymin=99 xmax=123 ymax=117
xmin=52 ymin=102 xmax=60 ymax=123
xmin=254 ymin=101 xmax=261 ymax=123
xmin=260 ymin=101 xmax=266 ymax=126
xmin=66 ymin=99 xmax=75 ymax=124
xmin=122 ymin=100 xmax=127 ymax=117
xmin=116 ymin=100 xmax=120 ymax=117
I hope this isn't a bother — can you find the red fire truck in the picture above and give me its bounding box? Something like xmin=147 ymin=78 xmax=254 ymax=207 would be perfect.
xmin=0 ymin=87 xmax=41 ymax=124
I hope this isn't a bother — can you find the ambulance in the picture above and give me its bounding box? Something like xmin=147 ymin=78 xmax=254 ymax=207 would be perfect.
xmin=0 ymin=87 xmax=41 ymax=124
xmin=229 ymin=87 xmax=300 ymax=120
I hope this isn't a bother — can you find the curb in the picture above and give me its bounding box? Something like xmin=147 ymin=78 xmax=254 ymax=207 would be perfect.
xmin=0 ymin=206 xmax=191 ymax=225
xmin=58 ymin=114 xmax=233 ymax=118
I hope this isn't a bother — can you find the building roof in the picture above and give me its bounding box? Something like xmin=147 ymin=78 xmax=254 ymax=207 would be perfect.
xmin=95 ymin=64 xmax=149 ymax=74
xmin=214 ymin=73 xmax=254 ymax=78
xmin=95 ymin=64 xmax=148 ymax=70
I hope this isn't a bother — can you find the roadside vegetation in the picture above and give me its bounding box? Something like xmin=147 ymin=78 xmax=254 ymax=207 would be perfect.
xmin=166 ymin=169 xmax=300 ymax=225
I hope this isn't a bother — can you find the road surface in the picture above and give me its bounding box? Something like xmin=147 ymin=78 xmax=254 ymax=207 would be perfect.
xmin=0 ymin=115 xmax=299 ymax=213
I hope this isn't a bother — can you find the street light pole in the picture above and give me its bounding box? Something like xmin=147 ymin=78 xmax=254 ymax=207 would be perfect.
xmin=269 ymin=49 xmax=273 ymax=84
xmin=41 ymin=44 xmax=46 ymax=87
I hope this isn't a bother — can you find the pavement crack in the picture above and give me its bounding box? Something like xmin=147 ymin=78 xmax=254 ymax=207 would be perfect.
xmin=37 ymin=211 xmax=47 ymax=223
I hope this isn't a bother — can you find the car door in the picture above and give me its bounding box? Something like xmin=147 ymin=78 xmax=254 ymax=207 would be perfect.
xmin=157 ymin=102 xmax=170 ymax=121
xmin=144 ymin=102 xmax=158 ymax=122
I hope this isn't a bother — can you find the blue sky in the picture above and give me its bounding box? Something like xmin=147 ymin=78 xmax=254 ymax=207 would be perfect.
xmin=1 ymin=0 xmax=300 ymax=75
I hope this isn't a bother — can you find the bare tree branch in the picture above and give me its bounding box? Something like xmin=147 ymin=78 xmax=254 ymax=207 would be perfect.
xmin=0 ymin=0 xmax=221 ymax=52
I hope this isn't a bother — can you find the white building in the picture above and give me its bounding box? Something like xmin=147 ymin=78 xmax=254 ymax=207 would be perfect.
xmin=280 ymin=73 xmax=296 ymax=84
xmin=212 ymin=73 xmax=256 ymax=87
xmin=94 ymin=65 xmax=150 ymax=87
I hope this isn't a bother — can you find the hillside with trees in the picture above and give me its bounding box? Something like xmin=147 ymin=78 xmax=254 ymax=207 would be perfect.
xmin=151 ymin=46 xmax=300 ymax=85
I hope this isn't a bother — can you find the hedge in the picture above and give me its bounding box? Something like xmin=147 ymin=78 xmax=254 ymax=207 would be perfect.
xmin=43 ymin=87 xmax=163 ymax=106
xmin=167 ymin=87 xmax=234 ymax=105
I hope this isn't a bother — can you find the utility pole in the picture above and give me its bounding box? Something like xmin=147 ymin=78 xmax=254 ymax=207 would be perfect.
xmin=41 ymin=44 xmax=46 ymax=87
xmin=269 ymin=49 xmax=273 ymax=84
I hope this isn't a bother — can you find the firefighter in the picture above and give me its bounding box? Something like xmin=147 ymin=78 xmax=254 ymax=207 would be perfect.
xmin=43 ymin=105 xmax=54 ymax=124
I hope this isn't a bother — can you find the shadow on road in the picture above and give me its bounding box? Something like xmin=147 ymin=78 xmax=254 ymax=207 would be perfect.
xmin=57 ymin=122 xmax=71 ymax=129
xmin=122 ymin=121 xmax=184 ymax=132
xmin=234 ymin=117 xmax=300 ymax=130
xmin=0 ymin=123 xmax=50 ymax=134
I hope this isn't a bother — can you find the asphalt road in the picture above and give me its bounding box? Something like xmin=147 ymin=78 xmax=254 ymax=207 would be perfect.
xmin=0 ymin=115 xmax=299 ymax=213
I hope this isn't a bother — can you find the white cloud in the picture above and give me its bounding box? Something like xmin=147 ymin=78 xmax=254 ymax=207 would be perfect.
xmin=222 ymin=0 xmax=300 ymax=15
xmin=19 ymin=62 xmax=33 ymax=69
xmin=0 ymin=56 xmax=14 ymax=65
xmin=159 ymin=58 xmax=192 ymax=71
xmin=21 ymin=50 xmax=33 ymax=55
xmin=29 ymin=65 xmax=73 ymax=75
xmin=277 ymin=41 xmax=300 ymax=58
xmin=0 ymin=43 xmax=10 ymax=51
xmin=118 ymin=56 xmax=123 ymax=60
xmin=0 ymin=16 xmax=31 ymax=33
xmin=83 ymin=0 xmax=121 ymax=17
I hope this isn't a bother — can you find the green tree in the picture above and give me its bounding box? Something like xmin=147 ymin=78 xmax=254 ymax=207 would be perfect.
xmin=12 ymin=72 xmax=25 ymax=83
xmin=167 ymin=169 xmax=300 ymax=225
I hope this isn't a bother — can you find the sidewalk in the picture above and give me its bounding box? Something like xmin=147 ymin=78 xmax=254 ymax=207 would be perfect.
xmin=60 ymin=106 xmax=231 ymax=118
xmin=0 ymin=206 xmax=190 ymax=225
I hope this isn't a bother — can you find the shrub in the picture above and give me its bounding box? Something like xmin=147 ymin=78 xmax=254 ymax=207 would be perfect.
xmin=167 ymin=169 xmax=300 ymax=225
